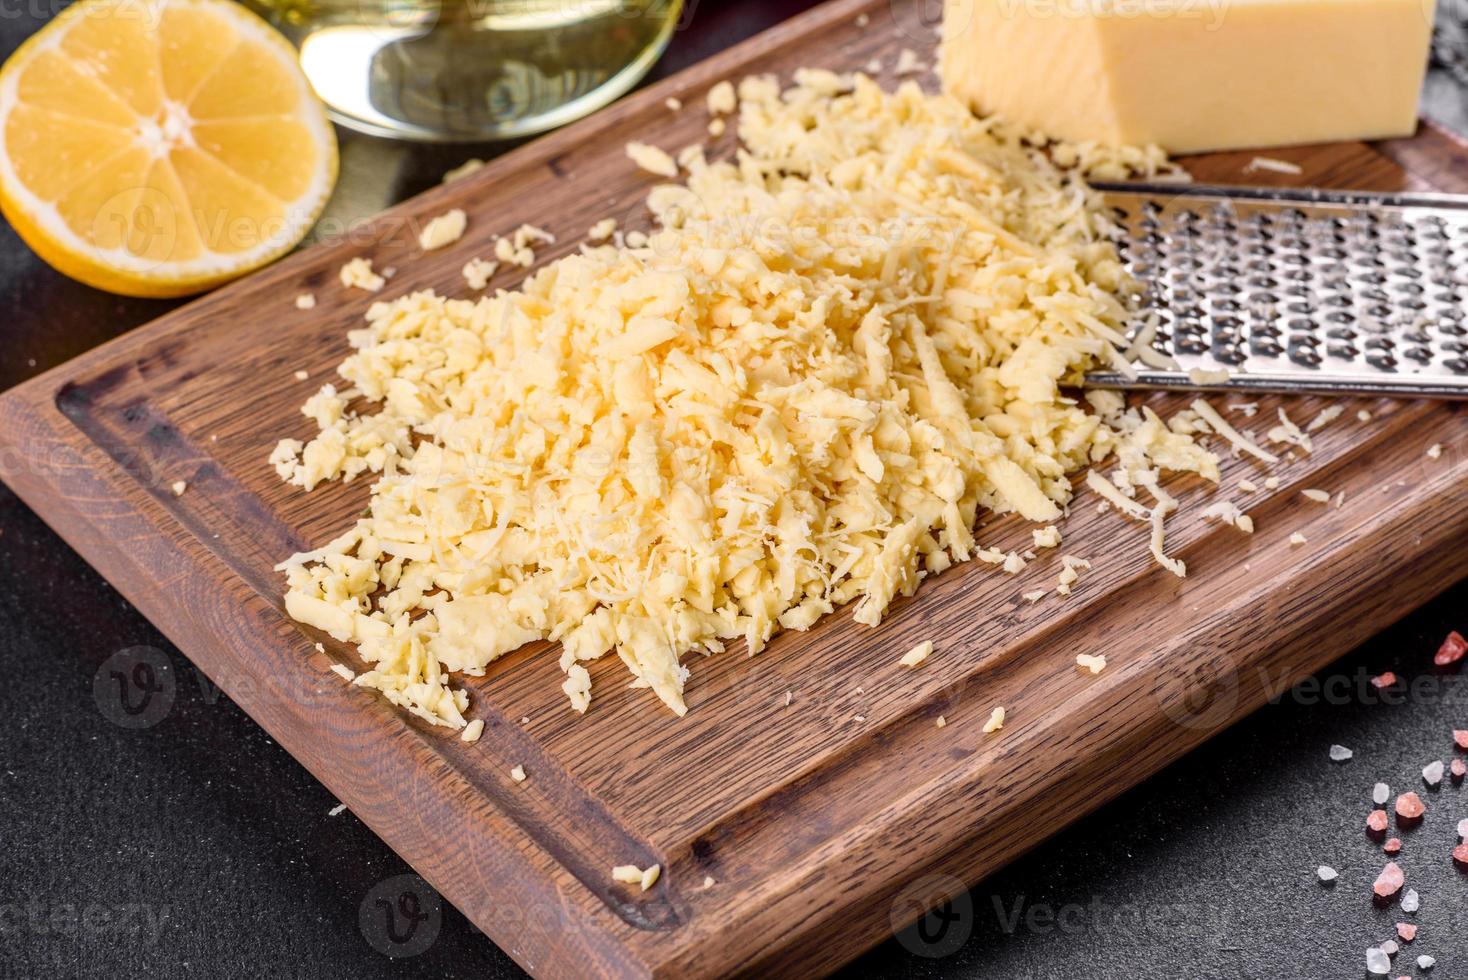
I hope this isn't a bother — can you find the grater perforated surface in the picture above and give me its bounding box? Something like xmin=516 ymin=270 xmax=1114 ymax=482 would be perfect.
xmin=1085 ymin=183 xmax=1468 ymax=398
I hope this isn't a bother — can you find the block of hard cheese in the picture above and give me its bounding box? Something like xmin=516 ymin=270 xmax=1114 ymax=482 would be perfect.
xmin=941 ymin=0 xmax=1436 ymax=154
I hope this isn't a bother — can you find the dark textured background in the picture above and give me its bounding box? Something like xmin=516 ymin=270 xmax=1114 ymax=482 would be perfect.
xmin=3 ymin=3 xmax=1468 ymax=977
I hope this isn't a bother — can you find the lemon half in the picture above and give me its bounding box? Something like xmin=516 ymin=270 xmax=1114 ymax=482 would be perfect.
xmin=0 ymin=0 xmax=337 ymax=297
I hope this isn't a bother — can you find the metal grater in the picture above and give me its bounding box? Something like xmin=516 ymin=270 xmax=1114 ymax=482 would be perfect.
xmin=1084 ymin=183 xmax=1468 ymax=399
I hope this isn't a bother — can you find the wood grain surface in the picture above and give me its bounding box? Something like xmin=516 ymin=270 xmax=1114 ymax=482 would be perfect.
xmin=3 ymin=0 xmax=1468 ymax=975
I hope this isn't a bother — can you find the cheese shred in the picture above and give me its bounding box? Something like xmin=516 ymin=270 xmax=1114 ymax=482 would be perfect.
xmin=273 ymin=73 xmax=1219 ymax=723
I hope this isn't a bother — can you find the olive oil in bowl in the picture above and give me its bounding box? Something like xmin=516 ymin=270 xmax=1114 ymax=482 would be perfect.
xmin=246 ymin=0 xmax=684 ymax=141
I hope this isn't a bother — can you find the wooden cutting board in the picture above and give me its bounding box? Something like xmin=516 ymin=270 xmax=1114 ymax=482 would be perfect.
xmin=3 ymin=0 xmax=1468 ymax=975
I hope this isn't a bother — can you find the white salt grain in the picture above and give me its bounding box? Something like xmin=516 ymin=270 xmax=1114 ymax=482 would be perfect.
xmin=1380 ymin=940 xmax=1398 ymax=956
xmin=1401 ymin=888 xmax=1420 ymax=913
xmin=1458 ymin=817 xmax=1468 ymax=839
xmin=1418 ymin=954 xmax=1436 ymax=969
xmin=1366 ymin=947 xmax=1391 ymax=975
xmin=1373 ymin=782 xmax=1390 ymax=805
xmin=1316 ymin=865 xmax=1338 ymax=882
xmin=1328 ymin=744 xmax=1353 ymax=762
xmin=1423 ymin=760 xmax=1444 ymax=786
xmin=328 ymin=803 xmax=347 ymax=817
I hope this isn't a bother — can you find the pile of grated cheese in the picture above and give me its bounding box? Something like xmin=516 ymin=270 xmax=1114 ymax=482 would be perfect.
xmin=271 ymin=71 xmax=1218 ymax=726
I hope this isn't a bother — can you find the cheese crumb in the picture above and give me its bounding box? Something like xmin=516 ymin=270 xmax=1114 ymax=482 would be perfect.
xmin=1268 ymin=407 xmax=1313 ymax=454
xmin=1306 ymin=405 xmax=1343 ymax=432
xmin=460 ymin=719 xmax=484 ymax=742
xmin=706 ymin=79 xmax=736 ymax=114
xmin=339 ymin=257 xmax=384 ymax=292
xmin=982 ymin=706 xmax=1006 ymax=733
xmin=1427 ymin=443 xmax=1443 ymax=459
xmin=702 ymin=875 xmax=716 ymax=888
xmin=294 ymin=293 xmax=316 ymax=310
xmin=170 ymin=480 xmax=187 ymax=496
xmin=294 ymin=369 xmax=309 ymax=381
xmin=510 ymin=764 xmax=527 ymax=782
xmin=1075 ymin=653 xmax=1106 ymax=674
xmin=1301 ymin=489 xmax=1330 ymax=503
xmin=707 ymin=118 xmax=726 ymax=137
xmin=1022 ymin=589 xmax=1046 ymax=602
xmin=1244 ymin=156 xmax=1304 ymax=175
xmin=855 ymin=12 xmax=869 ymax=26
xmin=900 ymin=640 xmax=933 ymax=668
xmin=894 ymin=49 xmax=927 ymax=76
xmin=587 ymin=218 xmax=617 ymax=242
xmin=419 ymin=208 xmax=467 ymax=251
xmin=1032 ymin=526 xmax=1061 ymax=549
xmin=664 ymin=96 xmax=682 ymax=111
xmin=1238 ymin=479 xmax=1257 ymax=493
xmin=1187 ymin=367 xmax=1231 ymax=386
xmin=1191 ymin=399 xmax=1278 ymax=464
xmin=442 ymin=158 xmax=485 ymax=183
xmin=1264 ymin=476 xmax=1280 ymax=490
xmin=1056 ymin=554 xmax=1091 ymax=595
xmin=626 ymin=141 xmax=678 ymax=177
xmin=783 ymin=691 xmax=793 ymax=706
xmin=612 ymin=865 xmax=643 ymax=884
xmin=640 ymin=864 xmax=661 ymax=891
xmin=462 ymin=257 xmax=498 ymax=290
xmin=1357 ymin=410 xmax=1373 ymax=422
xmin=563 ymin=666 xmax=592 ymax=714
xmin=330 ymin=663 xmax=355 ymax=681
xmin=1289 ymin=532 xmax=1308 ymax=546
xmin=1201 ymin=500 xmax=1252 ymax=533
xmin=936 ymin=715 xmax=947 ymax=728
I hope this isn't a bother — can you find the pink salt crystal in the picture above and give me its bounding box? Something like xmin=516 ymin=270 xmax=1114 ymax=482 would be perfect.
xmin=1454 ymin=842 xmax=1468 ymax=867
xmin=1371 ymin=672 xmax=1397 ymax=688
xmin=1397 ymin=923 xmax=1417 ymax=942
xmin=1384 ymin=837 xmax=1402 ymax=854
xmin=1368 ymin=809 xmax=1390 ymax=833
xmin=1454 ymin=729 xmax=1468 ymax=751
xmin=1396 ymin=792 xmax=1425 ymax=822
xmin=1453 ymin=758 xmax=1467 ymax=781
xmin=1459 ymin=817 xmax=1468 ymax=839
xmin=1373 ymin=861 xmax=1405 ymax=897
